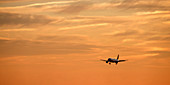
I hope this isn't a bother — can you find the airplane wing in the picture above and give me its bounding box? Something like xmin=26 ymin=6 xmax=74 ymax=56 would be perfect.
xmin=118 ymin=60 xmax=126 ymax=62
xmin=100 ymin=59 xmax=107 ymax=61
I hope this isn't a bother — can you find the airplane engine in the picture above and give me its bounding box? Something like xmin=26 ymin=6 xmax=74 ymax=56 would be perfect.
xmin=106 ymin=61 xmax=108 ymax=63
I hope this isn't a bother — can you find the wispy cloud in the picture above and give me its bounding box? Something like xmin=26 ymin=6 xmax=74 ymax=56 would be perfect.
xmin=0 ymin=0 xmax=19 ymax=3
xmin=0 ymin=0 xmax=77 ymax=9
xmin=135 ymin=11 xmax=170 ymax=15
xmin=57 ymin=1 xmax=93 ymax=14
xmin=116 ymin=0 xmax=170 ymax=11
xmin=0 ymin=28 xmax=36 ymax=31
xmin=0 ymin=12 xmax=54 ymax=26
xmin=58 ymin=23 xmax=109 ymax=30
xmin=0 ymin=36 xmax=106 ymax=57
xmin=36 ymin=35 xmax=88 ymax=43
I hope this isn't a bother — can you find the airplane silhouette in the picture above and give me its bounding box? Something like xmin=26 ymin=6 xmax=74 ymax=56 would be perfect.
xmin=100 ymin=54 xmax=127 ymax=65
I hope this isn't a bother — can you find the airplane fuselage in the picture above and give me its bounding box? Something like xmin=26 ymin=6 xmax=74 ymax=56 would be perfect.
xmin=106 ymin=58 xmax=119 ymax=64
xmin=108 ymin=58 xmax=119 ymax=62
xmin=100 ymin=54 xmax=126 ymax=65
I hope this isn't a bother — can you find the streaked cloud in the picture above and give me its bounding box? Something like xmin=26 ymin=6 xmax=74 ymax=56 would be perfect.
xmin=0 ymin=0 xmax=76 ymax=9
xmin=0 ymin=28 xmax=36 ymax=31
xmin=0 ymin=12 xmax=54 ymax=26
xmin=36 ymin=35 xmax=88 ymax=43
xmin=0 ymin=36 xmax=106 ymax=57
xmin=58 ymin=23 xmax=109 ymax=30
xmin=57 ymin=1 xmax=93 ymax=14
xmin=1 ymin=0 xmax=169 ymax=16
xmin=116 ymin=0 xmax=170 ymax=11
xmin=109 ymin=30 xmax=139 ymax=37
xmin=135 ymin=11 xmax=170 ymax=15
xmin=0 ymin=0 xmax=19 ymax=3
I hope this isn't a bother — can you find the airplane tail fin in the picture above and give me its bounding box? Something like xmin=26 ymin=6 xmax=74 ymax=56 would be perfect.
xmin=117 ymin=54 xmax=119 ymax=59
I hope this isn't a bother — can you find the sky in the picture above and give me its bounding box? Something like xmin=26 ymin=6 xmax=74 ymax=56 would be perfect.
xmin=0 ymin=0 xmax=170 ymax=85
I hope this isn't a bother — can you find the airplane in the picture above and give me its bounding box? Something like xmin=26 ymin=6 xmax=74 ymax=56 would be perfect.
xmin=100 ymin=54 xmax=127 ymax=65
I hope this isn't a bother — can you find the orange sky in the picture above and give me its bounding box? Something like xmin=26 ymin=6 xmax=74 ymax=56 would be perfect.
xmin=0 ymin=0 xmax=170 ymax=85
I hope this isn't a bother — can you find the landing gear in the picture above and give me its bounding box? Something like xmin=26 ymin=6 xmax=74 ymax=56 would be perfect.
xmin=106 ymin=61 xmax=111 ymax=65
xmin=109 ymin=63 xmax=111 ymax=65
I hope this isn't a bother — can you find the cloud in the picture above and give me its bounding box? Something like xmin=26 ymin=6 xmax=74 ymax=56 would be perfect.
xmin=0 ymin=0 xmax=76 ymax=9
xmin=0 ymin=12 xmax=54 ymax=26
xmin=0 ymin=28 xmax=36 ymax=31
xmin=111 ymin=30 xmax=139 ymax=37
xmin=0 ymin=0 xmax=79 ymax=15
xmin=1 ymin=0 xmax=170 ymax=15
xmin=37 ymin=35 xmax=88 ymax=42
xmin=135 ymin=11 xmax=170 ymax=15
xmin=146 ymin=36 xmax=170 ymax=41
xmin=51 ymin=16 xmax=131 ymax=30
xmin=58 ymin=23 xmax=109 ymax=30
xmin=57 ymin=1 xmax=93 ymax=14
xmin=149 ymin=50 xmax=170 ymax=56
xmin=116 ymin=0 xmax=170 ymax=11
xmin=0 ymin=0 xmax=19 ymax=3
xmin=0 ymin=37 xmax=103 ymax=57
